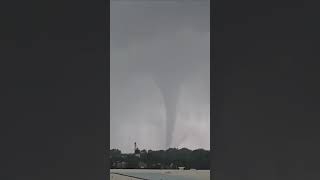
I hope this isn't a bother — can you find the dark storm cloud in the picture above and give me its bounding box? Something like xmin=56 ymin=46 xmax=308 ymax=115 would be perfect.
xmin=111 ymin=0 xmax=209 ymax=153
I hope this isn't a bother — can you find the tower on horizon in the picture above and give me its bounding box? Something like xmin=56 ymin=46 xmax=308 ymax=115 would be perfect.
xmin=134 ymin=142 xmax=140 ymax=157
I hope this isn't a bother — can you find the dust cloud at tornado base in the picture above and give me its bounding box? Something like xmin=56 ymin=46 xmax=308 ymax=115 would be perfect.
xmin=110 ymin=0 xmax=210 ymax=153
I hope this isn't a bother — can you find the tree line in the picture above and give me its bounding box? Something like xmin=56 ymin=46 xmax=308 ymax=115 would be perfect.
xmin=110 ymin=148 xmax=209 ymax=170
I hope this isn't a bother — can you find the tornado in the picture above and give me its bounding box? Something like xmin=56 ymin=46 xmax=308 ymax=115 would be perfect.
xmin=152 ymin=73 xmax=181 ymax=149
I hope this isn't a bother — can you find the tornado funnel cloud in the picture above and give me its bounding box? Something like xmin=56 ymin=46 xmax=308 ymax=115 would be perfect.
xmin=162 ymin=87 xmax=178 ymax=149
xmin=164 ymin=103 xmax=176 ymax=148
xmin=153 ymin=75 xmax=180 ymax=149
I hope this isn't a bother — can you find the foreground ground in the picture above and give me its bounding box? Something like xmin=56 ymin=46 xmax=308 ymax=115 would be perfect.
xmin=110 ymin=169 xmax=210 ymax=180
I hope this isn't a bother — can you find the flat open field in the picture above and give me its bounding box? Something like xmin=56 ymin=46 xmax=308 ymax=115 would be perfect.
xmin=110 ymin=169 xmax=210 ymax=180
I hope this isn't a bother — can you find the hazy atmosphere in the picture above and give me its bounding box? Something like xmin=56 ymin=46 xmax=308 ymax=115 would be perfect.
xmin=110 ymin=0 xmax=210 ymax=153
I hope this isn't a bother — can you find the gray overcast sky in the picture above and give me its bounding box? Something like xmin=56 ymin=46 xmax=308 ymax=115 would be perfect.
xmin=110 ymin=0 xmax=210 ymax=153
